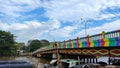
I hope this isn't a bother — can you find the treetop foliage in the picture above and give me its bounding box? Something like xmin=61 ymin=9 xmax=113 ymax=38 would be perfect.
xmin=0 ymin=30 xmax=17 ymax=56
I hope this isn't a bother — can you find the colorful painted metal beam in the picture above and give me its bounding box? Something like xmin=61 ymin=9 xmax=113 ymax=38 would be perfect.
xmin=55 ymin=30 xmax=120 ymax=49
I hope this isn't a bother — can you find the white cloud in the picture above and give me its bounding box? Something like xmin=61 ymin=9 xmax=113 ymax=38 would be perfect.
xmin=77 ymin=20 xmax=120 ymax=37
xmin=42 ymin=0 xmax=120 ymax=22
xmin=1 ymin=19 xmax=119 ymax=43
xmin=0 ymin=0 xmax=120 ymax=22
xmin=0 ymin=0 xmax=42 ymax=18
xmin=103 ymin=0 xmax=120 ymax=7
xmin=94 ymin=14 xmax=116 ymax=20
xmin=50 ymin=26 xmax=74 ymax=38
xmin=0 ymin=0 xmax=120 ymax=43
xmin=49 ymin=22 xmax=84 ymax=41
xmin=0 ymin=22 xmax=9 ymax=30
xmin=0 ymin=20 xmax=61 ymax=43
xmin=46 ymin=20 xmax=120 ymax=41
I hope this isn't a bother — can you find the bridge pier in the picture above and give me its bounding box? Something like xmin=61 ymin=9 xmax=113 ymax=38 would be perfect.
xmin=96 ymin=58 xmax=98 ymax=63
xmin=93 ymin=58 xmax=95 ymax=63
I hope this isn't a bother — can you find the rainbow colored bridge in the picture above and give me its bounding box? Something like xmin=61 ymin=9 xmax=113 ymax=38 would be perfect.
xmin=33 ymin=30 xmax=120 ymax=59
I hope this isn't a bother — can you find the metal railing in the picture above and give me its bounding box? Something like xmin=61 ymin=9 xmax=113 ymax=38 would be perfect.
xmin=33 ymin=30 xmax=120 ymax=54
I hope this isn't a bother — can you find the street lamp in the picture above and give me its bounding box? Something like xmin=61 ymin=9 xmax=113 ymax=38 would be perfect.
xmin=81 ymin=18 xmax=87 ymax=37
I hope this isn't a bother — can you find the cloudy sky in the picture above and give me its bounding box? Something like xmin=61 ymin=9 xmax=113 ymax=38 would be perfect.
xmin=0 ymin=0 xmax=120 ymax=43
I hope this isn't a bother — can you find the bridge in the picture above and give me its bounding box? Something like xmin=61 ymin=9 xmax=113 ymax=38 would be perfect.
xmin=32 ymin=30 xmax=120 ymax=64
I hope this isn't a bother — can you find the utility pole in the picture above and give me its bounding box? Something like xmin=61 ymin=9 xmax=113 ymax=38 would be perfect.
xmin=81 ymin=18 xmax=87 ymax=37
xmin=85 ymin=20 xmax=87 ymax=36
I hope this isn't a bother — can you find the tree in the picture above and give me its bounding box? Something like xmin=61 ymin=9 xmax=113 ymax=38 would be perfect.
xmin=40 ymin=40 xmax=50 ymax=47
xmin=27 ymin=39 xmax=42 ymax=52
xmin=0 ymin=30 xmax=17 ymax=56
xmin=26 ymin=39 xmax=50 ymax=52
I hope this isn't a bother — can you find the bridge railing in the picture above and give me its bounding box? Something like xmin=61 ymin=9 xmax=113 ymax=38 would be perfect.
xmin=54 ymin=30 xmax=120 ymax=49
xmin=32 ymin=44 xmax=54 ymax=54
xmin=104 ymin=30 xmax=120 ymax=38
xmin=33 ymin=30 xmax=120 ymax=54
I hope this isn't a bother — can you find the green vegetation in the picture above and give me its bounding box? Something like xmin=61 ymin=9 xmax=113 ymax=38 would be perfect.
xmin=0 ymin=30 xmax=17 ymax=56
xmin=26 ymin=39 xmax=50 ymax=52
xmin=0 ymin=30 xmax=51 ymax=55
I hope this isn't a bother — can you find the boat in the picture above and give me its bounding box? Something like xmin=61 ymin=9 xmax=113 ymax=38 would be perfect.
xmin=50 ymin=59 xmax=83 ymax=68
xmin=0 ymin=60 xmax=33 ymax=68
xmin=60 ymin=59 xmax=79 ymax=68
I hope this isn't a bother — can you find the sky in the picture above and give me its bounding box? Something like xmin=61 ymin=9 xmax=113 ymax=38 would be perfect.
xmin=0 ymin=0 xmax=120 ymax=44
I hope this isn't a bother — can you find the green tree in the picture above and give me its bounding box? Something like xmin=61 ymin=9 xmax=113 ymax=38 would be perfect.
xmin=40 ymin=40 xmax=50 ymax=47
xmin=26 ymin=39 xmax=50 ymax=52
xmin=27 ymin=40 xmax=41 ymax=52
xmin=0 ymin=30 xmax=17 ymax=56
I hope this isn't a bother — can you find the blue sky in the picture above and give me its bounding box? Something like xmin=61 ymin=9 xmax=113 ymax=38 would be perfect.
xmin=0 ymin=0 xmax=120 ymax=43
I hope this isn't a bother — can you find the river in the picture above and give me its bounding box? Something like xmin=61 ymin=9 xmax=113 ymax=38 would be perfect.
xmin=0 ymin=56 xmax=119 ymax=68
xmin=0 ymin=56 xmax=51 ymax=68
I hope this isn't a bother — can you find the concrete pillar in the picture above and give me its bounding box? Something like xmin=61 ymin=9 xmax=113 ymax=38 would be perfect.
xmin=87 ymin=58 xmax=89 ymax=63
xmin=90 ymin=58 xmax=92 ymax=63
xmin=96 ymin=58 xmax=98 ymax=63
xmin=93 ymin=58 xmax=95 ymax=63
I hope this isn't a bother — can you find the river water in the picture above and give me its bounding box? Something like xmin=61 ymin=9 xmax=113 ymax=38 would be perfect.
xmin=0 ymin=56 xmax=51 ymax=68
xmin=0 ymin=56 xmax=119 ymax=68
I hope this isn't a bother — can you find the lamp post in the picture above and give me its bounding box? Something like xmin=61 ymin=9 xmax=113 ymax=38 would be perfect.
xmin=81 ymin=18 xmax=87 ymax=37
